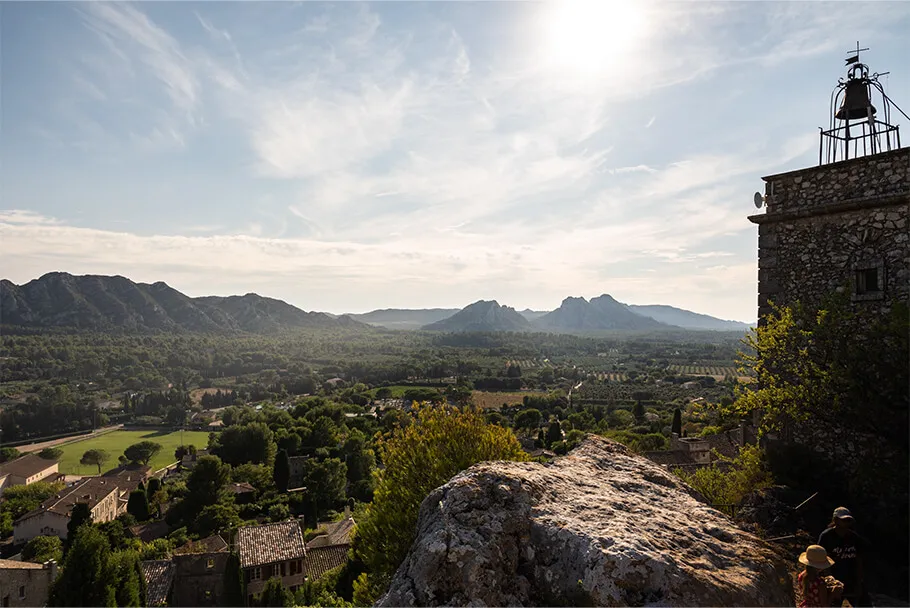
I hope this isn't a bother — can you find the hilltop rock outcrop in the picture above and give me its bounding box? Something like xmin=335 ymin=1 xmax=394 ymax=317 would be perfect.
xmin=378 ymin=436 xmax=793 ymax=607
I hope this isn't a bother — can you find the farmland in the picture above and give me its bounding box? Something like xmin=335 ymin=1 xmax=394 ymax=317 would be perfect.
xmin=667 ymin=364 xmax=741 ymax=377
xmin=471 ymin=390 xmax=549 ymax=410
xmin=55 ymin=429 xmax=212 ymax=475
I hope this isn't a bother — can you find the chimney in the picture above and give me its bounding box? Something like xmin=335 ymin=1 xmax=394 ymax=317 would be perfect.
xmin=343 ymin=505 xmax=351 ymax=519
xmin=45 ymin=560 xmax=58 ymax=583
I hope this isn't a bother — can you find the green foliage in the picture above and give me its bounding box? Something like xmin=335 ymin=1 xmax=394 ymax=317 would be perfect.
xmin=729 ymin=296 xmax=909 ymax=441
xmin=273 ymin=449 xmax=290 ymax=493
xmin=353 ymin=403 xmax=527 ymax=598
xmin=211 ymin=422 xmax=276 ymax=466
xmin=81 ymin=449 xmax=110 ymax=474
xmin=632 ymin=400 xmax=645 ymax=422
xmin=194 ymin=502 xmax=242 ymax=537
xmin=223 ymin=552 xmax=245 ymax=607
xmin=674 ymin=445 xmax=772 ymax=514
xmin=39 ymin=447 xmax=64 ymax=460
xmin=268 ymin=503 xmax=290 ymax=522
xmin=545 ymin=420 xmax=563 ymax=447
xmin=146 ymin=477 xmax=161 ymax=496
xmin=127 ymin=488 xmax=150 ymax=521
xmin=0 ymin=447 xmax=20 ymax=463
xmin=514 ymin=408 xmax=542 ymax=430
xmin=108 ymin=549 xmax=142 ymax=607
xmin=257 ymin=577 xmax=293 ymax=607
xmin=186 ymin=455 xmax=231 ymax=509
xmin=123 ymin=441 xmax=162 ymax=466
xmin=0 ymin=481 xmax=64 ymax=521
xmin=671 ymin=408 xmax=682 ymax=436
xmin=231 ymin=463 xmax=274 ymax=493
xmin=22 ymin=535 xmax=63 ymax=564
xmin=50 ymin=525 xmax=117 ymax=607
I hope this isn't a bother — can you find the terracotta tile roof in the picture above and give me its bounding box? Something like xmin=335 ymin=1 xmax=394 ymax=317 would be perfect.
xmin=16 ymin=477 xmax=119 ymax=522
xmin=140 ymin=560 xmax=174 ymax=606
xmin=228 ymin=482 xmax=255 ymax=494
xmin=0 ymin=454 xmax=57 ymax=479
xmin=306 ymin=517 xmax=355 ymax=549
xmin=643 ymin=450 xmax=697 ymax=467
xmin=173 ymin=534 xmax=228 ymax=555
xmin=305 ymin=545 xmax=350 ymax=580
xmin=0 ymin=559 xmax=46 ymax=570
xmin=237 ymin=521 xmax=305 ymax=569
xmin=128 ymin=521 xmax=170 ymax=543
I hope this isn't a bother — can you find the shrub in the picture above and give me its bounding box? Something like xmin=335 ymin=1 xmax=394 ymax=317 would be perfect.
xmin=674 ymin=445 xmax=772 ymax=514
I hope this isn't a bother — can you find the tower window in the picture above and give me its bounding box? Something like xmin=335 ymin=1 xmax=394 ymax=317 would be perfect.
xmin=855 ymin=267 xmax=880 ymax=294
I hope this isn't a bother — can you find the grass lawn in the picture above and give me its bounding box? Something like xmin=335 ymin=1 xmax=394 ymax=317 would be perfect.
xmin=56 ymin=429 xmax=212 ymax=475
xmin=369 ymin=385 xmax=442 ymax=398
xmin=472 ymin=391 xmax=550 ymax=410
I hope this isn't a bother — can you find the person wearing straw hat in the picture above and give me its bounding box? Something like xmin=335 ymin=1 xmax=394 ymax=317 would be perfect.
xmin=798 ymin=545 xmax=843 ymax=608
xmin=818 ymin=506 xmax=870 ymax=606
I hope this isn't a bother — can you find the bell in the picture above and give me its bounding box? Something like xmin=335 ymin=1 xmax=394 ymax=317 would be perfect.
xmin=835 ymin=79 xmax=877 ymax=121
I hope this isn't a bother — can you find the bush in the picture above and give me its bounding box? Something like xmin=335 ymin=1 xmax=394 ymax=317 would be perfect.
xmin=22 ymin=535 xmax=62 ymax=563
xmin=353 ymin=403 xmax=527 ymax=601
xmin=674 ymin=445 xmax=772 ymax=514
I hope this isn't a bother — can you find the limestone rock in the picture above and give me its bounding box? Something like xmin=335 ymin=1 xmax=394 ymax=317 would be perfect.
xmin=378 ymin=436 xmax=793 ymax=607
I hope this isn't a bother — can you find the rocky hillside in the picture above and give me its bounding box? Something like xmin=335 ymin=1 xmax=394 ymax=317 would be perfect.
xmin=629 ymin=304 xmax=753 ymax=331
xmin=345 ymin=308 xmax=460 ymax=330
xmin=422 ymin=300 xmax=532 ymax=332
xmin=534 ymin=294 xmax=669 ymax=331
xmin=0 ymin=273 xmax=365 ymax=333
xmin=379 ymin=436 xmax=793 ymax=607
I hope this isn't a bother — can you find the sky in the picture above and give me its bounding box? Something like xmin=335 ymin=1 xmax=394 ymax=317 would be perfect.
xmin=2 ymin=1 xmax=909 ymax=323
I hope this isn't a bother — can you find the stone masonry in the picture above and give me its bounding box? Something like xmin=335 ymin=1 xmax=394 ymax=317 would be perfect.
xmin=748 ymin=147 xmax=909 ymax=324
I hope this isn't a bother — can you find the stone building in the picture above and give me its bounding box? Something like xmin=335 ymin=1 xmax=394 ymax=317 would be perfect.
xmin=138 ymin=535 xmax=231 ymax=607
xmin=236 ymin=521 xmax=307 ymax=603
xmin=13 ymin=477 xmax=122 ymax=544
xmin=0 ymin=455 xmax=61 ymax=497
xmin=749 ymin=147 xmax=908 ymax=324
xmin=0 ymin=559 xmax=57 ymax=607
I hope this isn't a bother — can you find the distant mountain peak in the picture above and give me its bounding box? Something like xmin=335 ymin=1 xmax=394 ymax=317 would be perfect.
xmin=422 ymin=300 xmax=532 ymax=333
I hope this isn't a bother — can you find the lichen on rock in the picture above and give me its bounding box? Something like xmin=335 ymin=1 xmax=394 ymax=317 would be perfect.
xmin=378 ymin=436 xmax=793 ymax=607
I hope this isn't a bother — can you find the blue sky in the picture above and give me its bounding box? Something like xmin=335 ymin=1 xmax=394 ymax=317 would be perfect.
xmin=2 ymin=1 xmax=908 ymax=322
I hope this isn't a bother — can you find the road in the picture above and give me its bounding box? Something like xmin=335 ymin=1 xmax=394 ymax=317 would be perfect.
xmin=14 ymin=425 xmax=124 ymax=454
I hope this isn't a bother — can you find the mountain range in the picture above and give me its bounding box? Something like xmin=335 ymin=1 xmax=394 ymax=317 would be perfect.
xmin=0 ymin=272 xmax=364 ymax=333
xmin=1 ymin=273 xmax=753 ymax=334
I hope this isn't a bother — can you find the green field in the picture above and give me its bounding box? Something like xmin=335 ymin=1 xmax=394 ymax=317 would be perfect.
xmin=56 ymin=430 xmax=212 ymax=475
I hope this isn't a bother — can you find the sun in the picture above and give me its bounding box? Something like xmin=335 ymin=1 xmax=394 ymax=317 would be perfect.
xmin=541 ymin=0 xmax=646 ymax=76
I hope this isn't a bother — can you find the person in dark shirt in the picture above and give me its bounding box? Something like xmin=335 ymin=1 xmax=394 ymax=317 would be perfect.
xmin=818 ymin=507 xmax=871 ymax=607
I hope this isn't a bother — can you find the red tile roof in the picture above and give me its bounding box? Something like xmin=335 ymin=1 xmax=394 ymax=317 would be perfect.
xmin=140 ymin=560 xmax=174 ymax=606
xmin=306 ymin=517 xmax=355 ymax=549
xmin=305 ymin=545 xmax=350 ymax=580
xmin=237 ymin=521 xmax=305 ymax=569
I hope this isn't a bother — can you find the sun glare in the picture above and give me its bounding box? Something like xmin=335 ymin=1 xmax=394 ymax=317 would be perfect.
xmin=542 ymin=0 xmax=646 ymax=76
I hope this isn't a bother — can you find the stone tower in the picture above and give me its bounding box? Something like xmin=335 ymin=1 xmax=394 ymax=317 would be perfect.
xmin=749 ymin=148 xmax=909 ymax=324
xmin=749 ymin=49 xmax=908 ymax=325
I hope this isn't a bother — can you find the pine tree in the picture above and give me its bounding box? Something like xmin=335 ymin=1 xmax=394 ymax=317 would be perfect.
xmin=273 ymin=449 xmax=290 ymax=493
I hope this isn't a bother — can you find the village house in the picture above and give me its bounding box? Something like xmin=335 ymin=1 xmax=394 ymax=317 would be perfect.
xmin=180 ymin=449 xmax=209 ymax=470
xmin=644 ymin=424 xmax=754 ymax=472
xmin=13 ymin=477 xmax=122 ymax=544
xmin=303 ymin=511 xmax=355 ymax=581
xmin=237 ymin=521 xmax=307 ymax=603
xmin=0 ymin=454 xmax=61 ymax=497
xmin=0 ymin=559 xmax=57 ymax=607
xmin=139 ymin=535 xmax=230 ymax=607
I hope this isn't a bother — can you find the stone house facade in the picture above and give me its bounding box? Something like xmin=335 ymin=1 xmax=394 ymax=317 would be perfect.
xmin=0 ymin=455 xmax=60 ymax=497
xmin=13 ymin=477 xmax=121 ymax=544
xmin=237 ymin=521 xmax=307 ymax=604
xmin=0 ymin=559 xmax=57 ymax=607
xmin=748 ymin=147 xmax=909 ymax=325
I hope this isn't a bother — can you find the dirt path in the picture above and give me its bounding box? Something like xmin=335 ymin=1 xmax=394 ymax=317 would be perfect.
xmin=15 ymin=425 xmax=124 ymax=454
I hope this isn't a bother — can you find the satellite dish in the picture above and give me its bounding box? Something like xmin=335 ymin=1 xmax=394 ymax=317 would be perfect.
xmin=753 ymin=192 xmax=765 ymax=209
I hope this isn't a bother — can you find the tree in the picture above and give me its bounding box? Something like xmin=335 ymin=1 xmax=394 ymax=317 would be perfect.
xmin=514 ymin=408 xmax=542 ymax=430
xmin=258 ymin=577 xmax=293 ymax=607
xmin=303 ymin=458 xmax=347 ymax=517
xmin=211 ymin=422 xmax=275 ymax=466
xmin=49 ymin=526 xmax=116 ymax=607
xmin=39 ymin=447 xmax=64 ymax=461
xmin=545 ymin=420 xmax=563 ymax=448
xmin=80 ymin=449 xmax=109 ymax=474
xmin=273 ymin=449 xmax=290 ymax=493
xmin=353 ymin=403 xmax=527 ymax=599
xmin=65 ymin=503 xmax=92 ymax=551
xmin=186 ymin=455 xmax=231 ymax=509
xmin=107 ymin=549 xmax=142 ymax=607
xmin=22 ymin=535 xmax=63 ymax=564
xmin=632 ymin=400 xmax=645 ymax=422
xmin=146 ymin=477 xmax=161 ymax=497
xmin=671 ymin=408 xmax=682 ymax=436
xmin=127 ymin=488 xmax=150 ymax=521
xmin=194 ymin=502 xmax=241 ymax=537
xmin=223 ymin=552 xmax=245 ymax=607
xmin=123 ymin=441 xmax=162 ymax=466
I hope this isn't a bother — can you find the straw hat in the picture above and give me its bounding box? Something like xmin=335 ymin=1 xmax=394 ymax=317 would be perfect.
xmin=799 ymin=545 xmax=835 ymax=570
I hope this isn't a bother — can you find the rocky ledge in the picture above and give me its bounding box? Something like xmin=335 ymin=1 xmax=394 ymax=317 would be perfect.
xmin=378 ymin=436 xmax=793 ymax=607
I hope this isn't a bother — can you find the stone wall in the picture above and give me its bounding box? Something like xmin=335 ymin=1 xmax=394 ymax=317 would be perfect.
xmin=749 ymin=148 xmax=909 ymax=322
xmin=0 ymin=561 xmax=56 ymax=608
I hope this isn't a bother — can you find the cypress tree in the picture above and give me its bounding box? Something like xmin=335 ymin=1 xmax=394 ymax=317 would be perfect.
xmin=671 ymin=408 xmax=682 ymax=436
xmin=273 ymin=449 xmax=290 ymax=493
xmin=632 ymin=400 xmax=645 ymax=422
xmin=64 ymin=503 xmax=92 ymax=554
xmin=49 ymin=526 xmax=116 ymax=607
xmin=545 ymin=420 xmax=563 ymax=448
xmin=223 ymin=552 xmax=245 ymax=607
xmin=127 ymin=488 xmax=150 ymax=521
xmin=146 ymin=477 xmax=161 ymax=496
